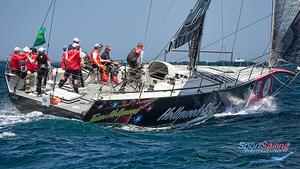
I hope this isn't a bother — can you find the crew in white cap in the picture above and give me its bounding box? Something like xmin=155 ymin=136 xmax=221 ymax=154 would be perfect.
xmin=68 ymin=37 xmax=81 ymax=51
xmin=59 ymin=43 xmax=82 ymax=93
xmin=89 ymin=43 xmax=108 ymax=82
xmin=23 ymin=47 xmax=30 ymax=53
xmin=19 ymin=46 xmax=31 ymax=64
xmin=38 ymin=47 xmax=46 ymax=53
xmin=14 ymin=47 xmax=21 ymax=52
xmin=10 ymin=47 xmax=26 ymax=77
xmin=36 ymin=46 xmax=51 ymax=96
xmin=73 ymin=37 xmax=80 ymax=43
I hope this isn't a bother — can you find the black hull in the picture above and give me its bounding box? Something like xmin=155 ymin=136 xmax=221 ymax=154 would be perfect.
xmin=82 ymin=81 xmax=253 ymax=127
xmin=9 ymin=93 xmax=83 ymax=120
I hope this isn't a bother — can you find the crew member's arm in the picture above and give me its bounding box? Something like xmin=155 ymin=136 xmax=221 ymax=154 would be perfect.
xmin=46 ymin=55 xmax=52 ymax=69
xmin=80 ymin=58 xmax=85 ymax=68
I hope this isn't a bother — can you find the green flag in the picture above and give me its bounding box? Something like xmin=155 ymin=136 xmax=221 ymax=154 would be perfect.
xmin=33 ymin=27 xmax=46 ymax=47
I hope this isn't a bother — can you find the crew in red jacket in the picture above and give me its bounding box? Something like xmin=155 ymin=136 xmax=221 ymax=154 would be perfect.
xmin=58 ymin=43 xmax=82 ymax=93
xmin=10 ymin=47 xmax=27 ymax=78
xmin=90 ymin=43 xmax=108 ymax=82
xmin=25 ymin=47 xmax=38 ymax=73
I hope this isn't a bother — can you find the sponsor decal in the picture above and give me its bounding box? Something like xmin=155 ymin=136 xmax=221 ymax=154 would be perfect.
xmin=90 ymin=108 xmax=141 ymax=122
xmin=157 ymin=102 xmax=220 ymax=121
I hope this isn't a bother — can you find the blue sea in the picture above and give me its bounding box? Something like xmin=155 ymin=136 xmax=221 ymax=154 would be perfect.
xmin=0 ymin=63 xmax=299 ymax=169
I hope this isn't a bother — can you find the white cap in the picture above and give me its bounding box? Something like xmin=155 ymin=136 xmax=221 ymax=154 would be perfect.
xmin=38 ymin=47 xmax=46 ymax=53
xmin=72 ymin=43 xmax=79 ymax=48
xmin=73 ymin=37 xmax=80 ymax=43
xmin=94 ymin=43 xmax=103 ymax=48
xmin=23 ymin=47 xmax=30 ymax=53
xmin=14 ymin=47 xmax=21 ymax=52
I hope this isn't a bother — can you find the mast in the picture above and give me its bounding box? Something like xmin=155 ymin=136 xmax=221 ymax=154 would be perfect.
xmin=269 ymin=0 xmax=276 ymax=66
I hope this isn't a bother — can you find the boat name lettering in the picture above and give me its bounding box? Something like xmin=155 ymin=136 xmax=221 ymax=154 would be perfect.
xmin=90 ymin=108 xmax=140 ymax=122
xmin=157 ymin=102 xmax=220 ymax=121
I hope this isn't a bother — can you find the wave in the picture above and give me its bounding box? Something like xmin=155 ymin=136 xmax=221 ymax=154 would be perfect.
xmin=107 ymin=124 xmax=172 ymax=132
xmin=0 ymin=111 xmax=44 ymax=129
xmin=0 ymin=101 xmax=63 ymax=128
xmin=0 ymin=131 xmax=16 ymax=138
xmin=249 ymin=152 xmax=294 ymax=165
xmin=214 ymin=96 xmax=277 ymax=118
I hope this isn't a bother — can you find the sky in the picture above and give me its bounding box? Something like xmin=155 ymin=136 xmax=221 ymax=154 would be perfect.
xmin=0 ymin=0 xmax=272 ymax=63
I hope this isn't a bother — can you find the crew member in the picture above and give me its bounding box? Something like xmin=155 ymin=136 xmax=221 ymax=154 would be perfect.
xmin=10 ymin=47 xmax=27 ymax=78
xmin=120 ymin=42 xmax=144 ymax=92
xmin=126 ymin=42 xmax=144 ymax=69
xmin=90 ymin=43 xmax=108 ymax=82
xmin=36 ymin=47 xmax=51 ymax=96
xmin=58 ymin=43 xmax=82 ymax=93
xmin=101 ymin=46 xmax=119 ymax=83
xmin=25 ymin=47 xmax=38 ymax=73
xmin=19 ymin=47 xmax=30 ymax=60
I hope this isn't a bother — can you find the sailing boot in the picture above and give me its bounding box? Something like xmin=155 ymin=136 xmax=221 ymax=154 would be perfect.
xmin=58 ymin=79 xmax=66 ymax=88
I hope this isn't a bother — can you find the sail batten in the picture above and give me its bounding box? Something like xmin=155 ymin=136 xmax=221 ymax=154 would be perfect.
xmin=270 ymin=0 xmax=300 ymax=65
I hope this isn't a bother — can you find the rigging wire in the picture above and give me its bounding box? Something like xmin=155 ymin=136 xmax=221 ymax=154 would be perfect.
xmin=144 ymin=0 xmax=153 ymax=46
xmin=201 ymin=14 xmax=271 ymax=51
xmin=143 ymin=0 xmax=176 ymax=62
xmin=47 ymin=0 xmax=56 ymax=54
xmin=151 ymin=14 xmax=271 ymax=63
xmin=41 ymin=0 xmax=55 ymax=27
xmin=231 ymin=0 xmax=244 ymax=65
xmin=243 ymin=3 xmax=296 ymax=64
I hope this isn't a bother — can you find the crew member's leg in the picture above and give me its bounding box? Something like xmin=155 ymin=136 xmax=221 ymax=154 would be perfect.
xmin=43 ymin=69 xmax=49 ymax=87
xmin=36 ymin=68 xmax=45 ymax=95
xmin=58 ymin=69 xmax=71 ymax=88
xmin=79 ymin=69 xmax=84 ymax=87
xmin=71 ymin=70 xmax=79 ymax=93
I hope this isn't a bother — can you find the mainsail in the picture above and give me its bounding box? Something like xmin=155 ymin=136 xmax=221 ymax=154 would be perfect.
xmin=270 ymin=0 xmax=300 ymax=66
xmin=169 ymin=0 xmax=211 ymax=70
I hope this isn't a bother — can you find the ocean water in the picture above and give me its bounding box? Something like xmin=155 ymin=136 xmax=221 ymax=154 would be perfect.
xmin=0 ymin=63 xmax=299 ymax=169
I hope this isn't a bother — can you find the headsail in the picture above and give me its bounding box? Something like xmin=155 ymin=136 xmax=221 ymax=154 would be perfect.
xmin=168 ymin=0 xmax=211 ymax=70
xmin=270 ymin=0 xmax=300 ymax=66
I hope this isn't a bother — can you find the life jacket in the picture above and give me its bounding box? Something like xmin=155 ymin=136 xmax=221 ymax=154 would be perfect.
xmin=127 ymin=48 xmax=140 ymax=62
xmin=25 ymin=54 xmax=38 ymax=72
xmin=37 ymin=53 xmax=50 ymax=69
xmin=66 ymin=49 xmax=81 ymax=70
xmin=10 ymin=54 xmax=21 ymax=70
xmin=90 ymin=50 xmax=101 ymax=65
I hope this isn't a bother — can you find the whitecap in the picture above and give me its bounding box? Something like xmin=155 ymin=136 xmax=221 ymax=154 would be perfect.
xmin=110 ymin=124 xmax=172 ymax=132
xmin=214 ymin=96 xmax=277 ymax=118
xmin=0 ymin=131 xmax=16 ymax=138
